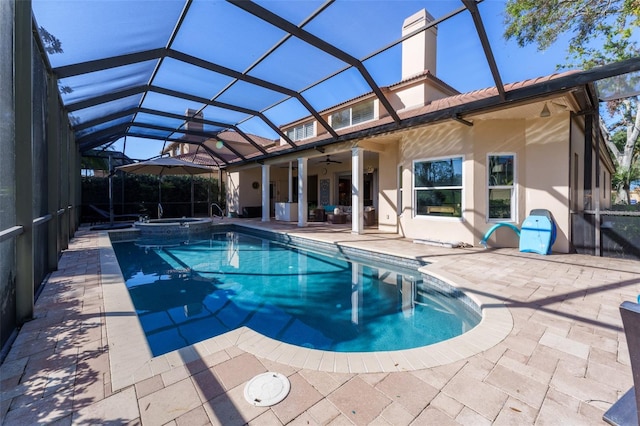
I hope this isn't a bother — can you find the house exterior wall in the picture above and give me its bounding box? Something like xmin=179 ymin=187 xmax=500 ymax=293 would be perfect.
xmin=271 ymin=167 xmax=292 ymax=203
xmin=398 ymin=121 xmax=475 ymax=244
xmin=568 ymin=113 xmax=613 ymax=213
xmin=390 ymin=84 xmax=426 ymax=112
xmin=226 ymin=168 xmax=264 ymax=216
xmin=390 ymin=79 xmax=456 ymax=114
xmin=378 ymin=144 xmax=399 ymax=233
xmin=522 ymin=114 xmax=571 ymax=253
xmin=240 ymin=168 xmax=262 ymax=212
xmin=394 ymin=113 xmax=574 ymax=252
xmin=472 ymin=119 xmax=526 ymax=249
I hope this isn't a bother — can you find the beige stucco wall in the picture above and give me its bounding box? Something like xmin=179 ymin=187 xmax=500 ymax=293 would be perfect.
xmin=226 ymin=168 xmax=262 ymax=216
xmin=471 ymin=119 xmax=526 ymax=249
xmin=395 ymin=114 xmax=573 ymax=252
xmin=234 ymin=108 xmax=585 ymax=254
xmin=391 ymin=84 xmax=427 ymax=112
xmin=377 ymin=144 xmax=399 ymax=233
xmin=522 ymin=114 xmax=571 ymax=253
xmin=398 ymin=121 xmax=477 ymax=245
xmin=390 ymin=81 xmax=457 ymax=115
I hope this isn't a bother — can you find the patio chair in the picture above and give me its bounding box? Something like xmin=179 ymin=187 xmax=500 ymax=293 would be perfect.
xmin=603 ymin=301 xmax=640 ymax=425
xmin=88 ymin=204 xmax=139 ymax=223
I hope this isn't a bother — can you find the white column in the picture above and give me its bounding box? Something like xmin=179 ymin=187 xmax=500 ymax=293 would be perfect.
xmin=297 ymin=157 xmax=308 ymax=227
xmin=352 ymin=148 xmax=364 ymax=234
xmin=261 ymin=164 xmax=270 ymax=222
xmin=351 ymin=263 xmax=363 ymax=325
xmin=298 ymin=249 xmax=308 ymax=297
xmin=401 ymin=274 xmax=415 ymax=318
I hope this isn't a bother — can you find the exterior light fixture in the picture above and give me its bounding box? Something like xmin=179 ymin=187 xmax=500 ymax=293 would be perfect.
xmin=540 ymin=103 xmax=551 ymax=118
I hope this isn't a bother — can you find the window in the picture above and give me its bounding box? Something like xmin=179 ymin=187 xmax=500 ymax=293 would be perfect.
xmin=330 ymin=100 xmax=374 ymax=130
xmin=488 ymin=154 xmax=515 ymax=220
xmin=286 ymin=121 xmax=314 ymax=141
xmin=414 ymin=156 xmax=463 ymax=218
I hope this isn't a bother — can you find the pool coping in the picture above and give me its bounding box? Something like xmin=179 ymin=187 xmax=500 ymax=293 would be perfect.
xmin=99 ymin=228 xmax=513 ymax=392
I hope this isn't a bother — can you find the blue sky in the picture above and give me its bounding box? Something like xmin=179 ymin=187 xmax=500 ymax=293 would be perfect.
xmin=33 ymin=0 xmax=588 ymax=161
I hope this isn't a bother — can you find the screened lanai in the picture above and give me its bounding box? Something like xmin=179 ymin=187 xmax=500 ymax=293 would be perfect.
xmin=2 ymin=0 xmax=640 ymax=352
xmin=28 ymin=0 xmax=640 ymax=166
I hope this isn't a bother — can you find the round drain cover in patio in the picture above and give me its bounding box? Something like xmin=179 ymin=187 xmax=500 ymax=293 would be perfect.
xmin=243 ymin=372 xmax=290 ymax=406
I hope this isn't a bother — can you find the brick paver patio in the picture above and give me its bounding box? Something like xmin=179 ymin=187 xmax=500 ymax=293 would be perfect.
xmin=1 ymin=221 xmax=639 ymax=425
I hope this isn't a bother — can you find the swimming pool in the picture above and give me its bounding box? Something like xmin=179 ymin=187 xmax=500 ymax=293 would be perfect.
xmin=112 ymin=231 xmax=480 ymax=356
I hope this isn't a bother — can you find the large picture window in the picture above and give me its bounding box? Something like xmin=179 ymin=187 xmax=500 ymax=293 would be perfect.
xmin=488 ymin=154 xmax=515 ymax=220
xmin=330 ymin=100 xmax=374 ymax=130
xmin=414 ymin=157 xmax=463 ymax=217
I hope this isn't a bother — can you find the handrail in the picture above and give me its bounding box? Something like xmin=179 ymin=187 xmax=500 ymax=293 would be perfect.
xmin=0 ymin=226 xmax=24 ymax=243
xmin=211 ymin=203 xmax=225 ymax=218
xmin=32 ymin=214 xmax=52 ymax=227
xmin=57 ymin=208 xmax=65 ymax=216
xmin=588 ymin=210 xmax=640 ymax=217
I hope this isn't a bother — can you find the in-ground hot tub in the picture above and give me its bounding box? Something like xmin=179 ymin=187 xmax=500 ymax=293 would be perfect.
xmin=134 ymin=217 xmax=212 ymax=239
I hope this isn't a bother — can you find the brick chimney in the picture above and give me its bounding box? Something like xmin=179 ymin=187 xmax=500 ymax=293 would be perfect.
xmin=401 ymin=9 xmax=437 ymax=79
xmin=180 ymin=109 xmax=204 ymax=155
xmin=185 ymin=108 xmax=203 ymax=133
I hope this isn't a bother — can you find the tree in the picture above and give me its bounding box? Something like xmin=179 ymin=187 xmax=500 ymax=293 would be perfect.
xmin=37 ymin=27 xmax=74 ymax=97
xmin=37 ymin=26 xmax=63 ymax=55
xmin=504 ymin=0 xmax=640 ymax=203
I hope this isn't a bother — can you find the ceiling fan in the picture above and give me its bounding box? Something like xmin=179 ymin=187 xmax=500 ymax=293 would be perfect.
xmin=320 ymin=155 xmax=342 ymax=165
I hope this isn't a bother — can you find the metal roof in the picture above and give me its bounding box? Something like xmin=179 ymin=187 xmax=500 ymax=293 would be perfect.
xmin=32 ymin=0 xmax=640 ymax=168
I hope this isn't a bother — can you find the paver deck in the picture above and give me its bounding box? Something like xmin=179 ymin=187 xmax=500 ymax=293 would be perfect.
xmin=1 ymin=219 xmax=639 ymax=425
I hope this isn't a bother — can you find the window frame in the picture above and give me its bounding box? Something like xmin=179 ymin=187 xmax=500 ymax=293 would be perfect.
xmin=285 ymin=121 xmax=315 ymax=142
xmin=412 ymin=155 xmax=464 ymax=220
xmin=487 ymin=153 xmax=516 ymax=222
xmin=330 ymin=100 xmax=375 ymax=130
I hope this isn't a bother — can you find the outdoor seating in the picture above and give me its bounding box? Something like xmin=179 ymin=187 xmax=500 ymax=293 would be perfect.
xmin=88 ymin=204 xmax=139 ymax=224
xmin=603 ymin=301 xmax=640 ymax=425
xmin=327 ymin=213 xmax=347 ymax=224
xmin=241 ymin=206 xmax=262 ymax=218
xmin=309 ymin=208 xmax=326 ymax=222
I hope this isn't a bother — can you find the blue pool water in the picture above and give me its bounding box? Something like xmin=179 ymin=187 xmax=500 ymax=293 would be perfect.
xmin=112 ymin=232 xmax=480 ymax=356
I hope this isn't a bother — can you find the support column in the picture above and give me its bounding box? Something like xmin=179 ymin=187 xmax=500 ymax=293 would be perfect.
xmin=594 ymin=109 xmax=601 ymax=257
xmin=297 ymin=157 xmax=308 ymax=227
xmin=261 ymin=164 xmax=270 ymax=222
xmin=351 ymin=148 xmax=364 ymax=234
xmin=15 ymin=0 xmax=34 ymax=324
xmin=71 ymin=142 xmax=80 ymax=234
xmin=583 ymin=113 xmax=595 ymax=255
xmin=351 ymin=263 xmax=363 ymax=325
xmin=60 ymin=123 xmax=70 ymax=249
xmin=47 ymin=74 xmax=60 ymax=270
